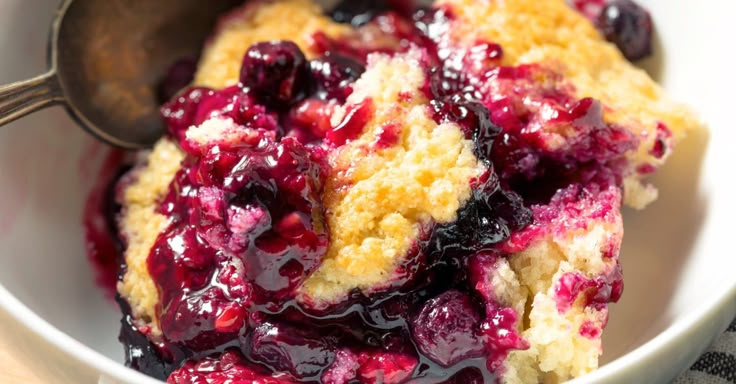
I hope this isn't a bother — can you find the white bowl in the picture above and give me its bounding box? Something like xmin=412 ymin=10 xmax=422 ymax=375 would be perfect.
xmin=0 ymin=1 xmax=734 ymax=383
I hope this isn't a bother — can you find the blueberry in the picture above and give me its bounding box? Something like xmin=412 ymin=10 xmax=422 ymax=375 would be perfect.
xmin=427 ymin=67 xmax=467 ymax=99
xmin=330 ymin=0 xmax=391 ymax=27
xmin=430 ymin=97 xmax=500 ymax=160
xmin=430 ymin=174 xmax=532 ymax=258
xmin=466 ymin=101 xmax=501 ymax=163
xmin=250 ymin=322 xmax=336 ymax=380
xmin=118 ymin=310 xmax=174 ymax=380
xmin=598 ymin=0 xmax=653 ymax=61
xmin=157 ymin=57 xmax=197 ymax=104
xmin=425 ymin=67 xmax=500 ymax=164
xmin=410 ymin=290 xmax=486 ymax=367
xmin=309 ymin=54 xmax=366 ymax=101
xmin=240 ymin=41 xmax=310 ymax=107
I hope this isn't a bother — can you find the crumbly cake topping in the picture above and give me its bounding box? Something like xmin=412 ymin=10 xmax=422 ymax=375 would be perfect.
xmin=118 ymin=139 xmax=184 ymax=335
xmin=436 ymin=0 xmax=701 ymax=208
xmin=300 ymin=51 xmax=485 ymax=304
xmin=103 ymin=1 xmax=701 ymax=383
xmin=194 ymin=0 xmax=351 ymax=89
xmin=501 ymin=184 xmax=623 ymax=383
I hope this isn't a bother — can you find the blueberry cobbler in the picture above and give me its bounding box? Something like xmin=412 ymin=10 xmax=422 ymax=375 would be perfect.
xmin=91 ymin=0 xmax=702 ymax=382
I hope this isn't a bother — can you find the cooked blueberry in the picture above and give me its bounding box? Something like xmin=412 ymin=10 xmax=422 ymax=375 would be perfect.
xmin=598 ymin=0 xmax=653 ymax=61
xmin=240 ymin=41 xmax=310 ymax=107
xmin=309 ymin=54 xmax=366 ymax=101
xmin=411 ymin=290 xmax=486 ymax=367
xmin=250 ymin=322 xmax=337 ymax=380
xmin=430 ymin=171 xmax=531 ymax=258
xmin=158 ymin=287 xmax=244 ymax=352
xmin=129 ymin=3 xmax=567 ymax=382
xmin=330 ymin=0 xmax=391 ymax=27
xmin=427 ymin=67 xmax=467 ymax=99
xmin=430 ymin=97 xmax=501 ymax=162
xmin=118 ymin=310 xmax=173 ymax=381
xmin=426 ymin=67 xmax=501 ymax=164
xmin=157 ymin=57 xmax=197 ymax=104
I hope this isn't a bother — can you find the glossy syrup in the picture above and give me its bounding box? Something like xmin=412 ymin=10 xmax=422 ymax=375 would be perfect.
xmin=93 ymin=1 xmax=643 ymax=383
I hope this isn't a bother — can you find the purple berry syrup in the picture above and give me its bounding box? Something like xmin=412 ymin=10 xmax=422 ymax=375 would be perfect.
xmin=81 ymin=1 xmax=653 ymax=382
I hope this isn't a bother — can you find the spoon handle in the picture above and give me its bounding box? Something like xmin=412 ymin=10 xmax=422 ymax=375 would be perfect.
xmin=0 ymin=71 xmax=64 ymax=127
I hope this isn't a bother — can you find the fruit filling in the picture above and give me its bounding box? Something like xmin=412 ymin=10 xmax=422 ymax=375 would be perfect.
xmin=84 ymin=0 xmax=702 ymax=383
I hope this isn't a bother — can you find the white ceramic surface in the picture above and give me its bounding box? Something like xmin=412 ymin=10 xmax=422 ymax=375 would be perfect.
xmin=0 ymin=1 xmax=734 ymax=383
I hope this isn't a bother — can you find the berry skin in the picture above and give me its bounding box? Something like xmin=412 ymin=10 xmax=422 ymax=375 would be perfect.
xmin=411 ymin=290 xmax=486 ymax=367
xmin=250 ymin=322 xmax=337 ymax=380
xmin=598 ymin=0 xmax=654 ymax=61
xmin=158 ymin=57 xmax=197 ymax=104
xmin=309 ymin=54 xmax=366 ymax=101
xmin=240 ymin=41 xmax=310 ymax=107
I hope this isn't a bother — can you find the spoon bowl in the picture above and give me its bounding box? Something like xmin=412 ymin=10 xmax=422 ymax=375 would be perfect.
xmin=0 ymin=0 xmax=241 ymax=149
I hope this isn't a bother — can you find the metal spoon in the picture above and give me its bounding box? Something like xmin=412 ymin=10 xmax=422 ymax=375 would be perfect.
xmin=0 ymin=0 xmax=240 ymax=149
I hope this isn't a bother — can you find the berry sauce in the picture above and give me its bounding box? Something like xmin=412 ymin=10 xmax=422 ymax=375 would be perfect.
xmin=570 ymin=0 xmax=607 ymax=21
xmin=145 ymin=42 xmax=530 ymax=380
xmin=99 ymin=2 xmax=641 ymax=383
xmin=82 ymin=149 xmax=127 ymax=298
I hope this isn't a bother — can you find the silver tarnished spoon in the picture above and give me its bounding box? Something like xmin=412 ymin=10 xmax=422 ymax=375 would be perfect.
xmin=0 ymin=0 xmax=241 ymax=149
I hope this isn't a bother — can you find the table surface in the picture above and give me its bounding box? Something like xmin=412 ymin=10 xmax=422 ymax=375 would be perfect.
xmin=0 ymin=309 xmax=100 ymax=383
xmin=0 ymin=315 xmax=45 ymax=383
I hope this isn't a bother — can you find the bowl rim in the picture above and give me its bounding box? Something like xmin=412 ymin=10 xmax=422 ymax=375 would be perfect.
xmin=1 ymin=278 xmax=735 ymax=383
xmin=0 ymin=284 xmax=160 ymax=384
xmin=571 ymin=281 xmax=736 ymax=383
xmin=0 ymin=0 xmax=733 ymax=381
